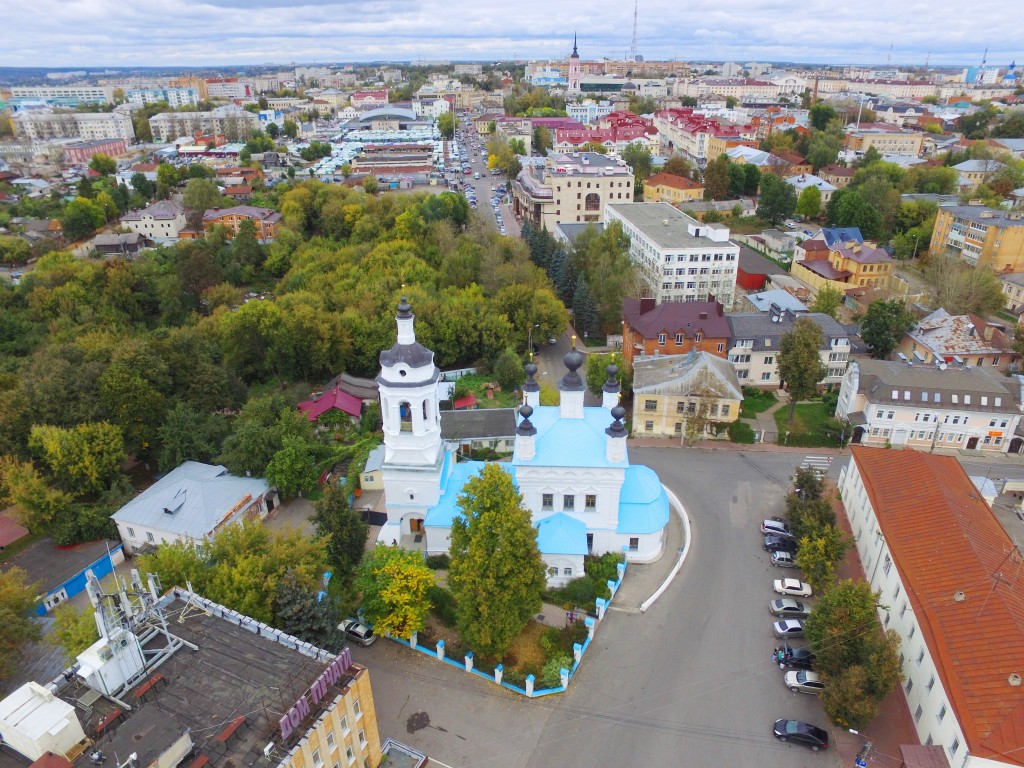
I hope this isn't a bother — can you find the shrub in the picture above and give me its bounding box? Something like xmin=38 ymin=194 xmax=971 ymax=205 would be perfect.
xmin=586 ymin=552 xmax=623 ymax=591
xmin=425 ymin=553 xmax=450 ymax=570
xmin=426 ymin=584 xmax=457 ymax=627
xmin=539 ymin=654 xmax=572 ymax=687
xmin=546 ymin=577 xmax=596 ymax=607
xmin=728 ymin=421 xmax=756 ymax=444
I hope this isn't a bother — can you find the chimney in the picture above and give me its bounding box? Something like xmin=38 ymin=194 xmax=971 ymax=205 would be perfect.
xmin=699 ymin=311 xmax=708 ymax=320
xmin=983 ymin=325 xmax=994 ymax=341
xmin=558 ymin=347 xmax=586 ymax=420
xmin=515 ymin=404 xmax=537 ymax=460
xmin=640 ymin=297 xmax=656 ymax=315
xmin=522 ymin=362 xmax=540 ymax=408
xmin=605 ymin=405 xmax=628 ymax=463
xmin=602 ymin=364 xmax=621 ymax=410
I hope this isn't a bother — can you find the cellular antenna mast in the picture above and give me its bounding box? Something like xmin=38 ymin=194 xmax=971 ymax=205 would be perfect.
xmin=629 ymin=0 xmax=639 ymax=63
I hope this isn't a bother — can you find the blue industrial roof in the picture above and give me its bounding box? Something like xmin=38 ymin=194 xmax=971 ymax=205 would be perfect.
xmin=535 ymin=513 xmax=588 ymax=556
xmin=617 ymin=465 xmax=670 ymax=535
xmin=513 ymin=406 xmax=627 ymax=469
xmin=423 ymin=460 xmax=517 ymax=529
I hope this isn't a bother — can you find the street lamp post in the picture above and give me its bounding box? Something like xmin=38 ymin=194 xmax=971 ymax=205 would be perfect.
xmin=527 ymin=323 xmax=540 ymax=361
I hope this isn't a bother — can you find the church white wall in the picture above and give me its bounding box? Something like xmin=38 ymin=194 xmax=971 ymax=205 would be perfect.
xmin=515 ymin=466 xmax=625 ymax=531
xmin=543 ymin=554 xmax=586 ymax=587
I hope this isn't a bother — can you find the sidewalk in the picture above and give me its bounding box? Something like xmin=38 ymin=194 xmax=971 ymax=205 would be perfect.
xmin=611 ymin=505 xmax=685 ymax=611
xmin=748 ymin=394 xmax=789 ymax=439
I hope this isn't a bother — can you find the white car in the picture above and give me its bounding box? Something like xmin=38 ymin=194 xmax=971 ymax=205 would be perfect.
xmin=774 ymin=578 xmax=813 ymax=598
xmin=784 ymin=670 xmax=825 ymax=695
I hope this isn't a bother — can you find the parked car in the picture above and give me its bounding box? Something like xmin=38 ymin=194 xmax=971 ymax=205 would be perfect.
xmin=338 ymin=618 xmax=376 ymax=646
xmin=779 ymin=643 xmax=816 ymax=670
xmin=771 ymin=551 xmax=798 ymax=568
xmin=763 ymin=535 xmax=798 ymax=554
xmin=784 ymin=670 xmax=825 ymax=695
xmin=768 ymin=598 xmax=811 ymax=618
xmin=772 ymin=619 xmax=805 ymax=638
xmin=774 ymin=578 xmax=812 ymax=597
xmin=761 ymin=518 xmax=794 ymax=538
xmin=772 ymin=719 xmax=829 ymax=751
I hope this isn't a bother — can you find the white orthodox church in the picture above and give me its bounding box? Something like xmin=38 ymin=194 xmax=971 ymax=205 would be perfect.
xmin=376 ymin=298 xmax=670 ymax=585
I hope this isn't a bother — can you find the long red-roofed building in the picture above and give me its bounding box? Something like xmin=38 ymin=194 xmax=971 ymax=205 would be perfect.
xmin=840 ymin=445 xmax=1024 ymax=766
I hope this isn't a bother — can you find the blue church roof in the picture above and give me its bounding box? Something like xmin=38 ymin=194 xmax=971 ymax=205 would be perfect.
xmin=512 ymin=405 xmax=627 ymax=469
xmin=423 ymin=459 xmax=517 ymax=529
xmin=617 ymin=465 xmax=670 ymax=534
xmin=535 ymin=513 xmax=588 ymax=555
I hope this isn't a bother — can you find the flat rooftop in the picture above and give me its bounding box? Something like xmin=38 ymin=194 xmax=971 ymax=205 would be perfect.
xmin=54 ymin=597 xmax=358 ymax=768
xmin=607 ymin=203 xmax=731 ymax=249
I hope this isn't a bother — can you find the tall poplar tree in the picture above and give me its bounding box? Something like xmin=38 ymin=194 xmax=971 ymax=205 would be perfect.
xmin=777 ymin=317 xmax=826 ymax=423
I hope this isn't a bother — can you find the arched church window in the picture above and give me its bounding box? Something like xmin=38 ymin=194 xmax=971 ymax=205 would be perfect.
xmin=399 ymin=401 xmax=413 ymax=432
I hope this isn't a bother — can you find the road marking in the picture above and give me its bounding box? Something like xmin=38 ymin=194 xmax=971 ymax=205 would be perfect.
xmin=800 ymin=455 xmax=833 ymax=470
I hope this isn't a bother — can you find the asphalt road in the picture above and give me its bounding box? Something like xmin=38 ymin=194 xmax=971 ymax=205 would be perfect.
xmin=351 ymin=448 xmax=847 ymax=768
xmin=453 ymin=121 xmax=519 ymax=238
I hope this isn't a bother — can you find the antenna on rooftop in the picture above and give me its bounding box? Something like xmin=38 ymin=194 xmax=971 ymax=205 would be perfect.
xmin=886 ymin=42 xmax=893 ymax=66
xmin=629 ymin=0 xmax=640 ymax=63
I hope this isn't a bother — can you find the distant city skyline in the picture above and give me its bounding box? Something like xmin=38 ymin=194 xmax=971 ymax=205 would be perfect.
xmin=2 ymin=0 xmax=1020 ymax=70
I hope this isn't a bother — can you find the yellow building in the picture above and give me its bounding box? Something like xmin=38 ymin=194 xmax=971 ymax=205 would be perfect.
xmin=844 ymin=123 xmax=924 ymax=156
xmin=929 ymin=205 xmax=1024 ymax=271
xmin=791 ymin=241 xmax=894 ymax=294
xmin=643 ymin=172 xmax=704 ymax=204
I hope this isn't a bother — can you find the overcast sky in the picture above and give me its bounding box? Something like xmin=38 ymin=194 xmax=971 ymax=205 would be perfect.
xmin=1 ymin=0 xmax=1021 ymax=70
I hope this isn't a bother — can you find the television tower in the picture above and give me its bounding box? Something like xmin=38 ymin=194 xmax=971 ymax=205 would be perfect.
xmin=629 ymin=0 xmax=639 ymax=63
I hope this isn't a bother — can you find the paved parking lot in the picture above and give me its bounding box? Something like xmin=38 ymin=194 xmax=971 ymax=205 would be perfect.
xmin=353 ymin=448 xmax=848 ymax=768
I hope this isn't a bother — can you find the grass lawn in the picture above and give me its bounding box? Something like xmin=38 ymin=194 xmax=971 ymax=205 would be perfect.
xmin=774 ymin=401 xmax=843 ymax=447
xmin=740 ymin=388 xmax=777 ymax=418
xmin=451 ymin=373 xmax=519 ymax=409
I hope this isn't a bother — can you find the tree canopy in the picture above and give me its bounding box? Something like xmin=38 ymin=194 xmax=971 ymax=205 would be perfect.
xmin=355 ymin=546 xmax=434 ymax=639
xmin=860 ymin=300 xmax=916 ymax=359
xmin=777 ymin=318 xmax=826 ymax=421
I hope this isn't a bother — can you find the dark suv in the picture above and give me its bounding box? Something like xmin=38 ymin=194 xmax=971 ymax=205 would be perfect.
xmin=780 ymin=644 xmax=816 ymax=670
xmin=763 ymin=534 xmax=798 ymax=554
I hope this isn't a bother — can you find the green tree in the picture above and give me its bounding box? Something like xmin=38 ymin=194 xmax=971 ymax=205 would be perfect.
xmin=808 ymin=285 xmax=843 ymax=319
xmin=924 ymin=254 xmax=1006 ymax=316
xmin=437 ymin=111 xmax=455 ymax=139
xmin=355 ymin=545 xmax=435 ymax=639
xmin=533 ymin=124 xmax=552 ymax=155
xmin=808 ymin=103 xmax=837 ymax=131
xmin=265 ymin=122 xmax=280 ymax=140
xmin=156 ymin=163 xmax=179 ymax=189
xmin=825 ymin=190 xmax=883 ymax=240
xmin=0 ymin=457 xmax=74 ymax=532
xmin=581 ymin=141 xmax=608 ymax=154
xmin=272 ymin=568 xmax=337 ymax=646
xmin=494 ymin=348 xmax=525 ymax=392
xmin=622 ymin=143 xmax=653 ymax=180
xmin=265 ymin=435 xmax=321 ymax=499
xmin=60 ymin=196 xmax=104 ymax=241
xmin=777 ymin=317 xmax=826 ymax=422
xmin=0 ymin=235 xmax=32 ymax=265
xmin=48 ymin=603 xmax=99 ymax=661
xmin=794 ymin=525 xmax=849 ymax=594
xmin=182 ymin=178 xmax=223 ymax=217
xmin=129 ymin=172 xmax=156 ymax=199
xmin=860 ymin=299 xmax=916 ymax=359
xmin=313 ymin=482 xmax=369 ymax=579
xmin=796 ymin=184 xmax=822 ymax=219
xmin=756 ymin=172 xmax=798 ymax=224
xmin=0 ymin=566 xmax=42 ymax=677
xmin=449 ymin=463 xmax=546 ymax=659
xmin=28 ymin=422 xmax=126 ymax=497
xmin=662 ymin=156 xmax=693 ymax=179
xmin=820 ymin=665 xmax=883 ymax=730
xmin=133 ymin=113 xmax=153 ymax=142
xmin=703 ymin=155 xmax=730 ymax=200
xmin=157 ymin=402 xmax=221 ymax=471
xmin=88 ymin=153 xmax=116 ymax=176
xmin=804 ymin=579 xmax=883 ymax=675
xmin=585 ymin=351 xmax=631 ymax=400
xmin=283 ymin=119 xmax=299 ymax=139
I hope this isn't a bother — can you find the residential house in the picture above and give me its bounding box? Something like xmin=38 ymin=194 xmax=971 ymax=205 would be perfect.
xmin=197 ymin=206 xmax=282 ymax=241
xmin=222 ymin=184 xmax=253 ymax=202
xmin=952 ymin=159 xmax=1006 ymax=192
xmin=92 ymin=232 xmax=146 ymax=257
xmin=785 ymin=173 xmax=838 ymax=205
xmin=440 ymin=408 xmax=518 ymax=456
xmin=62 ymin=139 xmax=128 ymax=164
xmin=643 ymin=172 xmax=704 ymax=205
xmin=622 ymin=297 xmax=731 ymax=367
xmin=375 ymin=299 xmax=670 ymax=586
xmin=726 ymin=311 xmax=851 ymax=388
xmin=605 ymin=202 xmax=740 ymax=309
xmin=110 ymin=461 xmax=276 ymax=554
xmin=12 ymin=110 xmax=135 ymax=142
xmin=837 ymin=359 xmax=1022 ymax=452
xmin=791 ymin=239 xmax=894 ymax=293
xmin=929 ymin=205 xmax=1024 ymax=271
xmin=897 ymin=308 xmax=1018 ymax=373
xmin=297 ymin=383 xmax=363 ymax=423
xmin=120 ymin=200 xmax=187 ymax=244
xmin=838 ymin=446 xmax=1024 ymax=763
xmin=844 ymin=123 xmax=924 ymax=156
xmin=631 ymin=351 xmax=743 ymax=440
xmin=818 ymin=164 xmax=856 ymax=189
xmin=680 ymin=198 xmax=756 ymax=220
xmin=511 ymin=152 xmax=634 ymax=230
xmin=148 ymin=106 xmax=259 ymax=143
xmin=1000 ymin=272 xmax=1024 ymax=314
xmin=350 ymin=89 xmax=389 ymax=109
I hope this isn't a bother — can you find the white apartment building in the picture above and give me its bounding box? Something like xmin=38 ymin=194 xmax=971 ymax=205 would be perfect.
xmin=839 ymin=446 xmax=1024 ymax=767
xmin=126 ymin=88 xmax=199 ymax=108
xmin=10 ymin=85 xmax=115 ymax=104
xmin=567 ymin=99 xmax=614 ymax=124
xmin=604 ymin=202 xmax=739 ymax=309
xmin=511 ymin=151 xmax=634 ymax=230
xmin=837 ymin=359 xmax=1023 ymax=454
xmin=12 ymin=110 xmax=135 ymax=142
xmin=205 ymin=80 xmax=253 ymax=100
xmin=120 ymin=200 xmax=187 ymax=244
xmin=148 ymin=106 xmax=258 ymax=142
xmin=726 ymin=311 xmax=851 ymax=387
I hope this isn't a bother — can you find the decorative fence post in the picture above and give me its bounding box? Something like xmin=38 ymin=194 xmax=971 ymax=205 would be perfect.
xmin=494 ymin=664 xmax=503 ymax=685
xmin=607 ymin=579 xmax=618 ymax=598
xmin=465 ymin=651 xmax=474 ymax=672
xmin=616 ymin=561 xmax=626 ymax=586
xmin=585 ymin=616 xmax=596 ymax=639
xmin=409 ymin=632 xmax=417 ymax=648
xmin=573 ymin=642 xmax=583 ymax=664
xmin=595 ymin=597 xmax=607 ymax=621
xmin=560 ymin=668 xmax=569 ymax=687
xmin=525 ymin=674 xmax=535 ymax=697
xmin=436 ymin=639 xmax=445 ymax=661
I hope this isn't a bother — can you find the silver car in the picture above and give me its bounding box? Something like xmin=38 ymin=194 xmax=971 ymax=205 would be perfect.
xmin=784 ymin=670 xmax=824 ymax=695
xmin=768 ymin=598 xmax=811 ymax=618
xmin=338 ymin=618 xmax=376 ymax=646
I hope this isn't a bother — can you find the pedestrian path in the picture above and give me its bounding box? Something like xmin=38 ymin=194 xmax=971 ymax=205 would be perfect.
xmin=800 ymin=455 xmax=834 ymax=471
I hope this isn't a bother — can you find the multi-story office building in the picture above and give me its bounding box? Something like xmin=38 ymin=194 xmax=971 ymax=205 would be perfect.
xmin=148 ymin=106 xmax=259 ymax=142
xmin=512 ymin=151 xmax=634 ymax=230
xmin=836 ymin=358 xmax=1021 ymax=453
xmin=929 ymin=205 xmax=1024 ymax=272
xmin=605 ymin=202 xmax=739 ymax=309
xmin=126 ymin=88 xmax=200 ymax=108
xmin=9 ymin=85 xmax=115 ymax=105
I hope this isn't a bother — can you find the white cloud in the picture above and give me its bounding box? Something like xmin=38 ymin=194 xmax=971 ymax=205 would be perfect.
xmin=0 ymin=0 xmax=1020 ymax=67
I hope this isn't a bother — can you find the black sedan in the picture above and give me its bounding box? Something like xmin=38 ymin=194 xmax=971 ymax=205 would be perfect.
xmin=781 ymin=644 xmax=816 ymax=670
xmin=772 ymin=719 xmax=829 ymax=751
xmin=763 ymin=534 xmax=798 ymax=554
